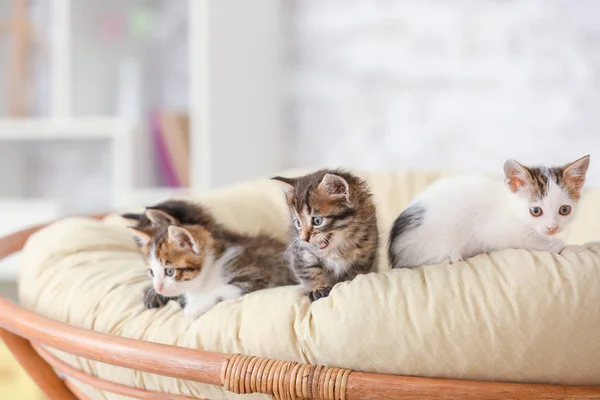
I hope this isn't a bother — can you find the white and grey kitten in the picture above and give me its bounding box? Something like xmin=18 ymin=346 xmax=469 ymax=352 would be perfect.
xmin=388 ymin=155 xmax=590 ymax=269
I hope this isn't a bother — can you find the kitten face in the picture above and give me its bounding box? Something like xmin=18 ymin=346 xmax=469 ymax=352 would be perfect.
xmin=129 ymin=225 xmax=212 ymax=297
xmin=274 ymin=171 xmax=358 ymax=255
xmin=504 ymin=155 xmax=590 ymax=236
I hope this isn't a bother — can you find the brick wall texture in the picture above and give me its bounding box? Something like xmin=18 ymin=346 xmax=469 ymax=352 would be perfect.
xmin=287 ymin=0 xmax=600 ymax=187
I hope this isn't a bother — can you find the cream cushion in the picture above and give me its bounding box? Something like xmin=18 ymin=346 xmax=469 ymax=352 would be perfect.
xmin=18 ymin=170 xmax=600 ymax=400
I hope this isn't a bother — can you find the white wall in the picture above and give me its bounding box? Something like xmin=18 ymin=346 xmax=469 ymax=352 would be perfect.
xmin=289 ymin=0 xmax=600 ymax=187
xmin=190 ymin=0 xmax=285 ymax=191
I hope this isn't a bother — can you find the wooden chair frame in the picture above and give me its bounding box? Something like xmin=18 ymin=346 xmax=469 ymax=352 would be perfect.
xmin=1 ymin=216 xmax=600 ymax=399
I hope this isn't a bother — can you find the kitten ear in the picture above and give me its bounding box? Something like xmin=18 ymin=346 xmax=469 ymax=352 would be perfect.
xmin=503 ymin=159 xmax=533 ymax=193
xmin=145 ymin=209 xmax=177 ymax=226
xmin=127 ymin=227 xmax=151 ymax=247
xmin=121 ymin=212 xmax=142 ymax=223
xmin=271 ymin=176 xmax=296 ymax=194
xmin=319 ymin=173 xmax=350 ymax=200
xmin=167 ymin=225 xmax=200 ymax=254
xmin=562 ymin=155 xmax=590 ymax=195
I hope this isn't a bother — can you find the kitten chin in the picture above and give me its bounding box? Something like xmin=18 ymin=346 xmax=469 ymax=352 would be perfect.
xmin=273 ymin=169 xmax=379 ymax=302
xmin=388 ymin=155 xmax=590 ymax=269
xmin=128 ymin=200 xmax=298 ymax=319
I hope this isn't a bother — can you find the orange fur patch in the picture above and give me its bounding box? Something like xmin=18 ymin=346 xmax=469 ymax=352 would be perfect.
xmin=561 ymin=175 xmax=584 ymax=201
xmin=507 ymin=177 xmax=526 ymax=193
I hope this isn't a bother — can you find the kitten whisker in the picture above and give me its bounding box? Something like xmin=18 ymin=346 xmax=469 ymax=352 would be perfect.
xmin=284 ymin=238 xmax=301 ymax=258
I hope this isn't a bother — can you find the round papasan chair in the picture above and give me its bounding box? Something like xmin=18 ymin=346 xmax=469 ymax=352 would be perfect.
xmin=1 ymin=169 xmax=600 ymax=400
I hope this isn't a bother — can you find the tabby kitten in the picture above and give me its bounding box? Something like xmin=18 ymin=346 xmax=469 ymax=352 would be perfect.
xmin=128 ymin=207 xmax=298 ymax=319
xmin=388 ymin=155 xmax=590 ymax=269
xmin=273 ymin=169 xmax=379 ymax=301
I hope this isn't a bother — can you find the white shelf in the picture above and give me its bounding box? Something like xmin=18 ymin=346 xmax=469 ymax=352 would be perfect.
xmin=0 ymin=117 xmax=132 ymax=140
xmin=0 ymin=117 xmax=136 ymax=220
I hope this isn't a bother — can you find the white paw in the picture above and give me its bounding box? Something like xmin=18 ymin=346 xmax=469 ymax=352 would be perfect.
xmin=445 ymin=253 xmax=464 ymax=264
xmin=183 ymin=304 xmax=209 ymax=320
xmin=548 ymin=239 xmax=565 ymax=254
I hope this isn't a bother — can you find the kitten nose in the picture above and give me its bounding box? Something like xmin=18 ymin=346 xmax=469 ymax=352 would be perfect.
xmin=155 ymin=283 xmax=164 ymax=293
xmin=300 ymin=232 xmax=311 ymax=242
xmin=547 ymin=225 xmax=558 ymax=234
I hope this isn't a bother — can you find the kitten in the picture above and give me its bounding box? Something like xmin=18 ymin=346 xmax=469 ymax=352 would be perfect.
xmin=128 ymin=210 xmax=297 ymax=320
xmin=388 ymin=155 xmax=591 ymax=269
xmin=124 ymin=200 xmax=219 ymax=310
xmin=272 ymin=169 xmax=379 ymax=301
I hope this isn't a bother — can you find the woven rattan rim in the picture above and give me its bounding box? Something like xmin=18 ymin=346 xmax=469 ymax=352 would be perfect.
xmin=2 ymin=215 xmax=600 ymax=399
xmin=222 ymin=353 xmax=352 ymax=400
xmin=33 ymin=343 xmax=202 ymax=400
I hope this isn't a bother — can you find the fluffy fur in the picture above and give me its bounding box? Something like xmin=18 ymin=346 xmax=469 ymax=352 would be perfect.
xmin=388 ymin=155 xmax=590 ymax=269
xmin=273 ymin=169 xmax=379 ymax=301
xmin=124 ymin=200 xmax=219 ymax=309
xmin=127 ymin=202 xmax=298 ymax=319
xmin=122 ymin=199 xmax=219 ymax=233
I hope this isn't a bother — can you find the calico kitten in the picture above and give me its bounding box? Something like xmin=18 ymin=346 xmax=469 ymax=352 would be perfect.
xmin=388 ymin=155 xmax=591 ymax=269
xmin=273 ymin=169 xmax=379 ymax=301
xmin=128 ymin=209 xmax=297 ymax=319
xmin=124 ymin=200 xmax=219 ymax=310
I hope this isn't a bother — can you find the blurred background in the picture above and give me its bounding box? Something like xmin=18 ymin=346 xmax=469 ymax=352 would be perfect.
xmin=0 ymin=0 xmax=597 ymax=279
xmin=0 ymin=1 xmax=599 ymax=396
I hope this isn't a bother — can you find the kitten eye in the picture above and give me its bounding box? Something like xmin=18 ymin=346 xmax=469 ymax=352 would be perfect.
xmin=529 ymin=207 xmax=543 ymax=217
xmin=312 ymin=216 xmax=324 ymax=226
xmin=165 ymin=268 xmax=175 ymax=277
xmin=559 ymin=205 xmax=571 ymax=216
xmin=293 ymin=218 xmax=301 ymax=230
xmin=147 ymin=269 xmax=154 ymax=278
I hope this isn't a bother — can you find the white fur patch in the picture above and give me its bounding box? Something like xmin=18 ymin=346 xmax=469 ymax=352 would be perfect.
xmin=322 ymin=255 xmax=350 ymax=278
xmin=181 ymin=246 xmax=243 ymax=320
xmin=148 ymin=244 xmax=165 ymax=282
xmin=389 ymin=174 xmax=573 ymax=268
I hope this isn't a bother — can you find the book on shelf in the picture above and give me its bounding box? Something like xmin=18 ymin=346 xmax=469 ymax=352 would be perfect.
xmin=150 ymin=110 xmax=190 ymax=188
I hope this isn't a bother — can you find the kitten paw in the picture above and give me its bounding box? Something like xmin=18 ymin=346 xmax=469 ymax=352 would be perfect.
xmin=183 ymin=306 xmax=204 ymax=320
xmin=143 ymin=286 xmax=168 ymax=309
xmin=446 ymin=253 xmax=464 ymax=264
xmin=548 ymin=239 xmax=565 ymax=253
xmin=176 ymin=296 xmax=187 ymax=309
xmin=308 ymin=286 xmax=332 ymax=302
xmin=183 ymin=301 xmax=215 ymax=320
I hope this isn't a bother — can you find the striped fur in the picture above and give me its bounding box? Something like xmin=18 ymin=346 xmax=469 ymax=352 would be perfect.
xmin=273 ymin=169 xmax=379 ymax=301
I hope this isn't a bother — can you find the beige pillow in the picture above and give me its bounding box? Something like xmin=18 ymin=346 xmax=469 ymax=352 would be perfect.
xmin=18 ymin=170 xmax=600 ymax=399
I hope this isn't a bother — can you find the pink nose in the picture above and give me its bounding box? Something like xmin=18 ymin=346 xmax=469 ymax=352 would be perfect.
xmin=156 ymin=283 xmax=164 ymax=293
xmin=300 ymin=232 xmax=311 ymax=242
xmin=547 ymin=225 xmax=558 ymax=234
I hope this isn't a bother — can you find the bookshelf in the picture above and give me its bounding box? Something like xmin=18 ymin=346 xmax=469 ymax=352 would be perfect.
xmin=0 ymin=0 xmax=286 ymax=280
xmin=0 ymin=0 xmax=137 ymax=280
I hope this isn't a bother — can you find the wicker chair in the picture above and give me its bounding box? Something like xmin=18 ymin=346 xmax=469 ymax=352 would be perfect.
xmin=1 ymin=217 xmax=600 ymax=400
